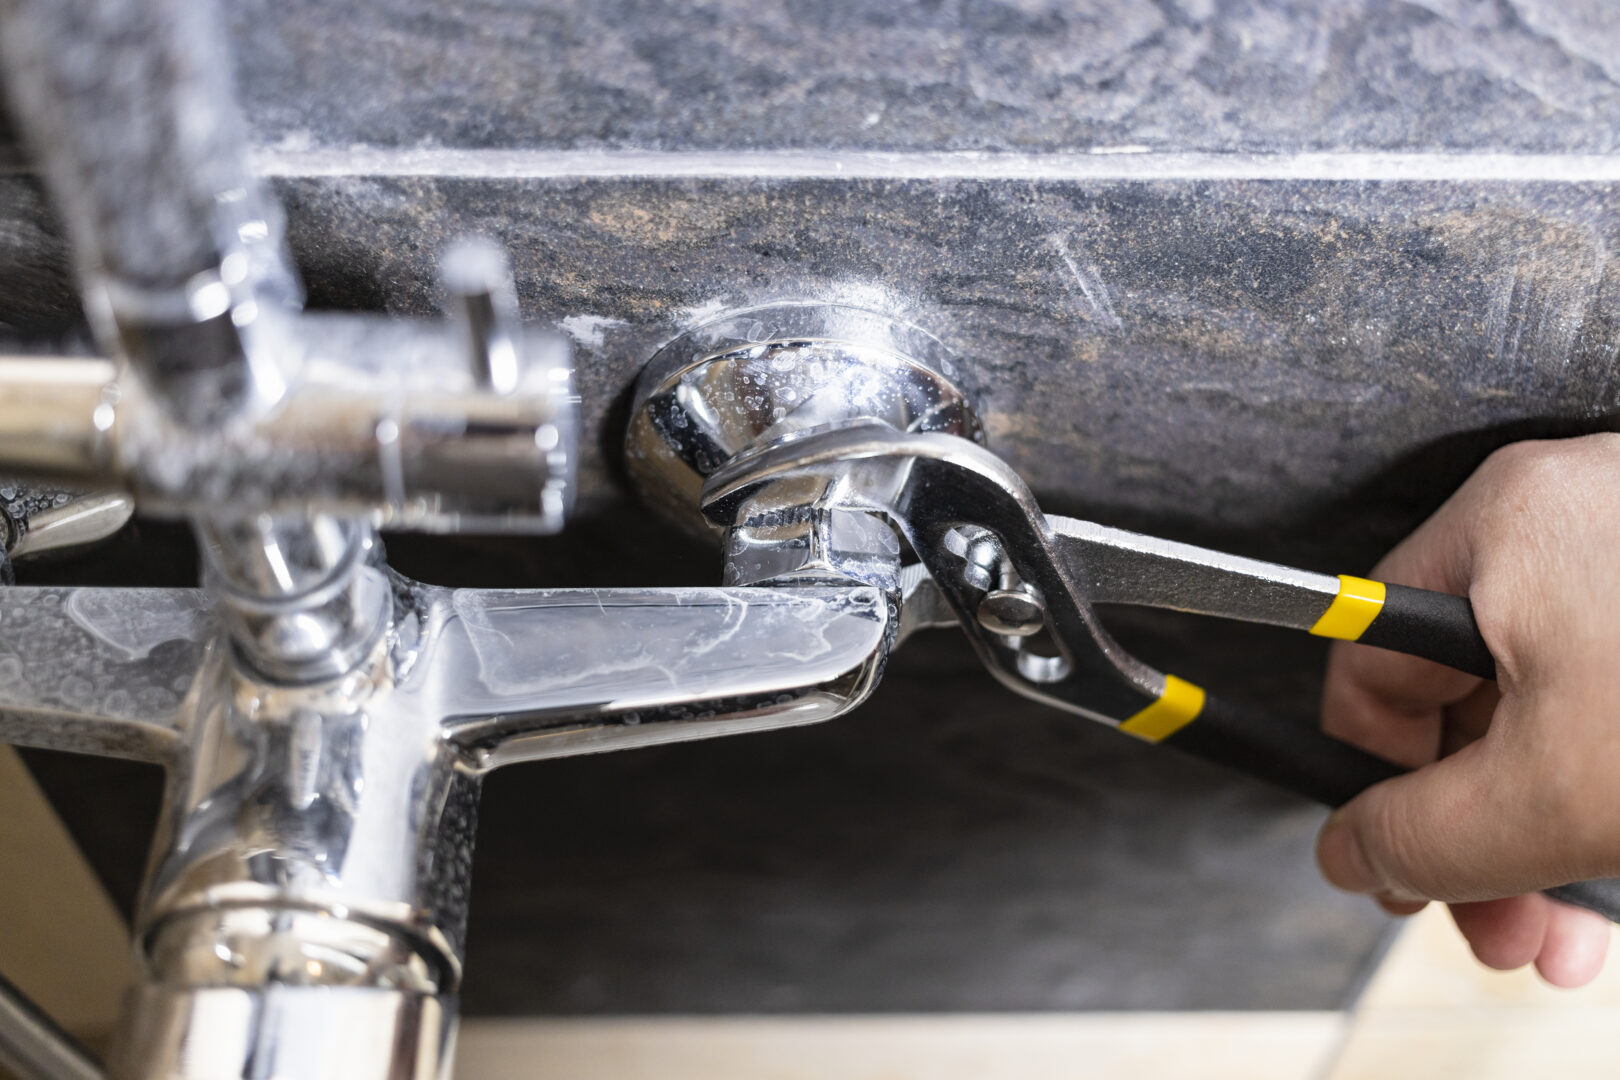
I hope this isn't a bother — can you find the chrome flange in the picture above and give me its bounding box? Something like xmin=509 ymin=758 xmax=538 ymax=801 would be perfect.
xmin=625 ymin=303 xmax=983 ymax=538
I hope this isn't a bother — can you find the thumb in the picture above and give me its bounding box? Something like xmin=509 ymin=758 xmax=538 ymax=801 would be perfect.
xmin=1316 ymin=739 xmax=1550 ymax=904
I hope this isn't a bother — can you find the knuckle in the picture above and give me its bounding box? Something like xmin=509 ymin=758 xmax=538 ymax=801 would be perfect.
xmin=1476 ymin=440 xmax=1531 ymax=482
xmin=1480 ymin=435 xmax=1620 ymax=504
xmin=1353 ymin=790 xmax=1426 ymax=897
xmin=1480 ymin=440 xmax=1562 ymax=494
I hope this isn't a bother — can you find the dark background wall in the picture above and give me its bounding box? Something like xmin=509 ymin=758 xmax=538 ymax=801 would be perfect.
xmin=5 ymin=0 xmax=1620 ymax=1013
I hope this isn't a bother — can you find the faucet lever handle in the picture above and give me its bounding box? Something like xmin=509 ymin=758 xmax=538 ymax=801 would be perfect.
xmin=1 ymin=485 xmax=134 ymax=567
xmin=0 ymin=584 xmax=209 ymax=764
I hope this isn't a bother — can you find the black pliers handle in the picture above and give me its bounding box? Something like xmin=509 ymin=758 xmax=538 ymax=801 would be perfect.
xmin=917 ymin=515 xmax=1620 ymax=921
xmin=1038 ymin=517 xmax=1487 ymax=803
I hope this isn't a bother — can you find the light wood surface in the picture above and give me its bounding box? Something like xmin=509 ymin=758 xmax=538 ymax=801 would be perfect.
xmin=456 ymin=1013 xmax=1346 ymax=1080
xmin=1324 ymin=903 xmax=1620 ymax=1080
xmin=455 ymin=906 xmax=1620 ymax=1079
xmin=0 ymin=745 xmax=133 ymax=1042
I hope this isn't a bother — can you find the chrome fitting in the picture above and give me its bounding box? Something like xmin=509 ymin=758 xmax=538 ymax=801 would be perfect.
xmin=627 ymin=302 xmax=982 ymax=595
xmin=0 ymin=309 xmax=577 ymax=535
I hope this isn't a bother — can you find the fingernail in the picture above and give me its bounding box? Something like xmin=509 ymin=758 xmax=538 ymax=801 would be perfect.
xmin=1318 ymin=816 xmax=1378 ymax=894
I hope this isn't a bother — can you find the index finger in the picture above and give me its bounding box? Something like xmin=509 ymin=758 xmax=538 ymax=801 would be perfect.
xmin=1320 ymin=482 xmax=1487 ymax=767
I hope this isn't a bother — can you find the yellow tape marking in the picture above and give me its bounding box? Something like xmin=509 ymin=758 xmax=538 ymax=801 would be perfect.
xmin=1309 ymin=575 xmax=1387 ymax=640
xmin=1119 ymin=675 xmax=1207 ymax=743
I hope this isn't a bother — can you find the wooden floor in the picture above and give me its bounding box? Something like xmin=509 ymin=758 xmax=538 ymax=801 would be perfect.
xmin=4 ymin=744 xmax=1618 ymax=1079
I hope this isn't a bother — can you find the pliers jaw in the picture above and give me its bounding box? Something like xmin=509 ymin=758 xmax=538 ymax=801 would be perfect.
xmin=703 ymin=421 xmax=1168 ymax=729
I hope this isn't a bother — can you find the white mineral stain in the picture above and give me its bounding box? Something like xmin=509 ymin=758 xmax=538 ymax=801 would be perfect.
xmin=556 ymin=313 xmax=628 ymax=350
xmin=65 ymin=591 xmax=210 ymax=662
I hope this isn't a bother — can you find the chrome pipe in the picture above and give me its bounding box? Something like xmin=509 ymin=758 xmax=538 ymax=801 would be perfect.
xmin=0 ymin=358 xmax=116 ymax=480
xmin=0 ymin=972 xmax=103 ymax=1080
xmin=111 ymin=985 xmax=452 ymax=1080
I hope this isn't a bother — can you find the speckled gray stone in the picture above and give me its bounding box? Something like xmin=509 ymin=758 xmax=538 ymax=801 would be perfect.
xmin=219 ymin=0 xmax=1620 ymax=154
xmin=1 ymin=1 xmax=1618 ymax=155
xmin=12 ymin=169 xmax=1615 ymax=561
xmin=268 ymin=173 xmax=1620 ymax=567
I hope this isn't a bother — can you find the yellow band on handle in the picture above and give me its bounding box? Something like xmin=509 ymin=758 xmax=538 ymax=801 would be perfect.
xmin=1309 ymin=575 xmax=1386 ymax=641
xmin=1119 ymin=675 xmax=1207 ymax=743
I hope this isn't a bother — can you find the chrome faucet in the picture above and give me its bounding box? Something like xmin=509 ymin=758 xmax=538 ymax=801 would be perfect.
xmin=0 ymin=2 xmax=897 ymax=1076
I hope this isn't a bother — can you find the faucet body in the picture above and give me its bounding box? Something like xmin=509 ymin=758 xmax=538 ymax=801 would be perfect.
xmin=0 ymin=1 xmax=902 ymax=1076
xmin=0 ymin=570 xmax=894 ymax=1079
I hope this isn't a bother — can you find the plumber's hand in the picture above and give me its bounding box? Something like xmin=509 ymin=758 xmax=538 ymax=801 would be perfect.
xmin=1316 ymin=434 xmax=1620 ymax=987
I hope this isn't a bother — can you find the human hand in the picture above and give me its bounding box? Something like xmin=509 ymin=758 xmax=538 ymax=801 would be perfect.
xmin=1316 ymin=434 xmax=1620 ymax=987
